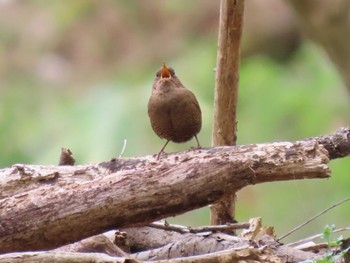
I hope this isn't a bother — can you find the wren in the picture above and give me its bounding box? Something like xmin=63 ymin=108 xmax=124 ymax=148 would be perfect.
xmin=148 ymin=64 xmax=202 ymax=159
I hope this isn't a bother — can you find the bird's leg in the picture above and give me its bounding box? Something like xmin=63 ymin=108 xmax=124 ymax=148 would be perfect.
xmin=157 ymin=140 xmax=170 ymax=160
xmin=194 ymin=135 xmax=201 ymax=148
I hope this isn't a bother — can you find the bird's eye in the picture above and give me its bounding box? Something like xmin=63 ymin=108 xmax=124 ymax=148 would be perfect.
xmin=169 ymin=68 xmax=175 ymax=76
xmin=156 ymin=71 xmax=161 ymax=77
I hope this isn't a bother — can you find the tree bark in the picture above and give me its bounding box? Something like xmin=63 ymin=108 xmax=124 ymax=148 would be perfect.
xmin=118 ymin=218 xmax=312 ymax=261
xmin=211 ymin=0 xmax=244 ymax=225
xmin=0 ymin=128 xmax=349 ymax=253
xmin=0 ymin=251 xmax=133 ymax=263
xmin=0 ymin=222 xmax=321 ymax=262
xmin=212 ymin=0 xmax=243 ymax=145
xmin=131 ymin=231 xmax=248 ymax=261
xmin=54 ymin=234 xmax=129 ymax=257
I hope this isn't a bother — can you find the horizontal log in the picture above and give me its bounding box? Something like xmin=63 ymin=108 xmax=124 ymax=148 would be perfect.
xmin=0 ymin=128 xmax=349 ymax=253
xmin=0 ymin=252 xmax=131 ymax=263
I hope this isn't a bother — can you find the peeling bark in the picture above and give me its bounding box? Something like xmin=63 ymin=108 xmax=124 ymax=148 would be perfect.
xmin=0 ymin=128 xmax=349 ymax=253
xmin=0 ymin=251 xmax=136 ymax=263
xmin=211 ymin=0 xmax=244 ymax=226
xmin=54 ymin=234 xmax=129 ymax=257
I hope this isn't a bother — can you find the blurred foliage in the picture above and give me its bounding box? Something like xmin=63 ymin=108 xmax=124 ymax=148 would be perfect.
xmin=0 ymin=0 xmax=349 ymax=244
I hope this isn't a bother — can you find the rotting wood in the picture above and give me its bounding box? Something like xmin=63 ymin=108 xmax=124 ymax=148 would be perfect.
xmin=0 ymin=246 xmax=317 ymax=263
xmin=0 ymin=221 xmax=322 ymax=262
xmin=211 ymin=0 xmax=245 ymax=226
xmin=0 ymin=251 xmax=137 ymax=263
xmin=131 ymin=232 xmax=249 ymax=261
xmin=54 ymin=234 xmax=129 ymax=257
xmin=121 ymin=226 xmax=243 ymax=256
xmin=0 ymin=128 xmax=349 ymax=253
xmin=148 ymin=221 xmax=250 ymax=234
xmin=58 ymin=147 xmax=75 ymax=166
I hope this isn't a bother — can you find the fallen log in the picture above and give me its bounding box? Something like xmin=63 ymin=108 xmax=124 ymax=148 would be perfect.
xmin=0 ymin=128 xmax=349 ymax=253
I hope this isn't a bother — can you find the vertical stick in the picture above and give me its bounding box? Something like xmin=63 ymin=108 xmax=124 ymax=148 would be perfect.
xmin=210 ymin=0 xmax=245 ymax=225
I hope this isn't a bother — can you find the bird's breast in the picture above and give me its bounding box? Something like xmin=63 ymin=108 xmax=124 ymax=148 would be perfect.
xmin=148 ymin=88 xmax=202 ymax=143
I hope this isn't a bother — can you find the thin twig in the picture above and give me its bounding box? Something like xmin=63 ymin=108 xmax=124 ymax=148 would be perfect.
xmin=189 ymin=222 xmax=250 ymax=233
xmin=299 ymin=242 xmax=330 ymax=252
xmin=278 ymin=196 xmax=350 ymax=241
xmin=287 ymin=227 xmax=350 ymax=247
xmin=119 ymin=139 xmax=127 ymax=158
xmin=148 ymin=221 xmax=250 ymax=234
xmin=148 ymin=222 xmax=188 ymax=234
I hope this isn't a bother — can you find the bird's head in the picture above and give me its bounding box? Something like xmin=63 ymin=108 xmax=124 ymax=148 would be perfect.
xmin=152 ymin=63 xmax=182 ymax=94
xmin=155 ymin=63 xmax=175 ymax=81
xmin=160 ymin=63 xmax=171 ymax=79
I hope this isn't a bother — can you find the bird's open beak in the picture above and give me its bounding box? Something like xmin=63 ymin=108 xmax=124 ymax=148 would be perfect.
xmin=161 ymin=64 xmax=171 ymax=79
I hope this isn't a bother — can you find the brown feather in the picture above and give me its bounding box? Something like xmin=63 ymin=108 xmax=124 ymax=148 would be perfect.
xmin=148 ymin=65 xmax=202 ymax=151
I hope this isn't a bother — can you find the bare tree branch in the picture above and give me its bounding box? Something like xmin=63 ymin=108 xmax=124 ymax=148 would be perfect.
xmin=0 ymin=251 xmax=136 ymax=263
xmin=54 ymin=234 xmax=129 ymax=257
xmin=0 ymin=128 xmax=349 ymax=253
xmin=211 ymin=0 xmax=245 ymax=226
xmin=311 ymin=127 xmax=350 ymax=159
xmin=288 ymin=227 xmax=350 ymax=249
xmin=278 ymin=196 xmax=350 ymax=241
xmin=131 ymin=232 xmax=249 ymax=261
xmin=212 ymin=0 xmax=243 ymax=146
xmin=148 ymin=221 xmax=250 ymax=234
xmin=89 ymin=221 xmax=320 ymax=262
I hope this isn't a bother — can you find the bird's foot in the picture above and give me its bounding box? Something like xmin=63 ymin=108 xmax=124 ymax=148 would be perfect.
xmin=189 ymin=145 xmax=202 ymax=151
xmin=155 ymin=151 xmax=168 ymax=160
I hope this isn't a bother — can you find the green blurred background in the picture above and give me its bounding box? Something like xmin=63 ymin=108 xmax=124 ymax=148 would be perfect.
xmin=0 ymin=0 xmax=349 ymax=243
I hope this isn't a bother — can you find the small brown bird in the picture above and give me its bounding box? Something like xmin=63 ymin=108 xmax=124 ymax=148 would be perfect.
xmin=148 ymin=64 xmax=202 ymax=159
